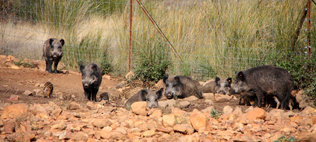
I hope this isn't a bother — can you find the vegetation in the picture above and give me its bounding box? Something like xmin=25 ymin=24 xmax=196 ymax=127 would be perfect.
xmin=0 ymin=0 xmax=315 ymax=96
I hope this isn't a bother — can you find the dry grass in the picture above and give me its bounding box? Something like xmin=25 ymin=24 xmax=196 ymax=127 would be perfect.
xmin=0 ymin=0 xmax=314 ymax=79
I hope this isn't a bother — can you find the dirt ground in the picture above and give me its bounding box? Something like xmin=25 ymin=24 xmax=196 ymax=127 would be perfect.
xmin=0 ymin=64 xmax=253 ymax=113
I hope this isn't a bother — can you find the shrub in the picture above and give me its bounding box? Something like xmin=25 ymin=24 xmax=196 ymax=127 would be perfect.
xmin=134 ymin=41 xmax=170 ymax=82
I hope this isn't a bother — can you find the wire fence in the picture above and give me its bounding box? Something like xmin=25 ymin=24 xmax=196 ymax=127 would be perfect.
xmin=0 ymin=0 xmax=314 ymax=81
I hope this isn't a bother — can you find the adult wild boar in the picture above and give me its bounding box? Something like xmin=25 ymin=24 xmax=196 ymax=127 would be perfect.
xmin=232 ymin=65 xmax=294 ymax=109
xmin=80 ymin=63 xmax=102 ymax=102
xmin=125 ymin=88 xmax=163 ymax=110
xmin=43 ymin=38 xmax=65 ymax=73
xmin=163 ymin=75 xmax=203 ymax=100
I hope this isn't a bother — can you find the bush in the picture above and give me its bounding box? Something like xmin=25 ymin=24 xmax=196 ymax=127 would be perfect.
xmin=134 ymin=41 xmax=170 ymax=82
xmin=100 ymin=51 xmax=113 ymax=75
xmin=273 ymin=51 xmax=316 ymax=105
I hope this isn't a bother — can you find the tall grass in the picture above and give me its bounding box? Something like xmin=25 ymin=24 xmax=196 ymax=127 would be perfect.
xmin=0 ymin=0 xmax=314 ymax=79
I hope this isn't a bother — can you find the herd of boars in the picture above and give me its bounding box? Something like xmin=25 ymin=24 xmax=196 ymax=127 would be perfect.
xmin=42 ymin=38 xmax=300 ymax=110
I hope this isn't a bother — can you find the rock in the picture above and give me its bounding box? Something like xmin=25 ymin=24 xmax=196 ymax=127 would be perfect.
xmin=205 ymin=99 xmax=213 ymax=105
xmin=184 ymin=96 xmax=198 ymax=101
xmin=115 ymin=127 xmax=127 ymax=135
xmin=245 ymin=108 xmax=267 ymax=121
xmin=143 ymin=129 xmax=156 ymax=137
xmin=302 ymin=106 xmax=316 ymax=116
xmin=190 ymin=109 xmax=207 ymax=131
xmin=3 ymin=120 xmax=15 ymax=134
xmin=33 ymin=89 xmax=42 ymax=96
xmin=1 ymin=103 xmax=28 ymax=120
xmin=103 ymin=75 xmax=111 ymax=80
xmin=131 ymin=101 xmax=147 ymax=115
xmin=173 ymin=124 xmax=194 ymax=134
xmin=23 ymin=90 xmax=33 ymax=96
xmin=179 ymin=101 xmax=190 ymax=109
xmin=268 ymin=109 xmax=285 ymax=121
xmin=71 ymin=132 xmax=88 ymax=141
xmin=295 ymin=90 xmax=309 ymax=108
xmin=202 ymin=93 xmax=215 ymax=99
xmin=163 ymin=114 xmax=176 ymax=127
xmin=232 ymin=106 xmax=243 ymax=117
xmin=92 ymin=119 xmax=111 ymax=128
xmin=149 ymin=109 xmax=162 ymax=118
xmin=8 ymin=95 xmax=19 ymax=101
xmin=245 ymin=106 xmax=254 ymax=112
xmin=125 ymin=71 xmax=135 ymax=81
xmin=159 ymin=99 xmax=176 ymax=108
xmin=216 ymin=95 xmax=232 ymax=102
xmin=223 ymin=106 xmax=233 ymax=115
xmin=68 ymin=102 xmax=81 ymax=110
xmin=51 ymin=121 xmax=67 ymax=130
xmin=298 ymin=132 xmax=316 ymax=142
xmin=116 ymin=81 xmax=127 ymax=89
xmin=156 ymin=127 xmax=173 ymax=133
xmin=87 ymin=101 xmax=97 ymax=110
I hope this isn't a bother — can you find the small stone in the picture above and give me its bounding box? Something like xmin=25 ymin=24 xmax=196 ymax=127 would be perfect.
xmin=92 ymin=119 xmax=111 ymax=128
xmin=173 ymin=124 xmax=194 ymax=134
xmin=179 ymin=101 xmax=190 ymax=109
xmin=223 ymin=105 xmax=233 ymax=115
xmin=51 ymin=121 xmax=67 ymax=130
xmin=68 ymin=102 xmax=80 ymax=110
xmin=3 ymin=120 xmax=15 ymax=134
xmin=149 ymin=109 xmax=162 ymax=118
xmin=23 ymin=90 xmax=33 ymax=96
xmin=245 ymin=108 xmax=267 ymax=121
xmin=33 ymin=89 xmax=42 ymax=96
xmin=184 ymin=96 xmax=198 ymax=101
xmin=8 ymin=95 xmax=19 ymax=101
xmin=143 ymin=129 xmax=156 ymax=137
xmin=205 ymin=99 xmax=214 ymax=105
xmin=71 ymin=132 xmax=88 ymax=141
xmin=216 ymin=95 xmax=232 ymax=102
xmin=156 ymin=127 xmax=173 ymax=133
xmin=131 ymin=101 xmax=147 ymax=115
xmin=163 ymin=114 xmax=176 ymax=127
xmin=302 ymin=106 xmax=316 ymax=116
xmin=159 ymin=99 xmax=176 ymax=108
xmin=1 ymin=103 xmax=28 ymax=120
xmin=190 ymin=109 xmax=207 ymax=131
xmin=116 ymin=81 xmax=127 ymax=89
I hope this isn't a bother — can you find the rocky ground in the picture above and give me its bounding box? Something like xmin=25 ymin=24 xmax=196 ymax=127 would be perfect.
xmin=0 ymin=55 xmax=316 ymax=142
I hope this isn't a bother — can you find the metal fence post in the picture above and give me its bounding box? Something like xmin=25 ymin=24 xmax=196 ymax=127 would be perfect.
xmin=306 ymin=0 xmax=311 ymax=59
xmin=129 ymin=0 xmax=133 ymax=71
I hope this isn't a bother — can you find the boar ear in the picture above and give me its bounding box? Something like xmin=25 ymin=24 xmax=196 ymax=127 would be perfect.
xmin=237 ymin=72 xmax=245 ymax=81
xmin=215 ymin=76 xmax=220 ymax=84
xmin=80 ymin=64 xmax=85 ymax=73
xmin=227 ymin=78 xmax=232 ymax=85
xmin=140 ymin=89 xmax=148 ymax=100
xmin=60 ymin=39 xmax=65 ymax=46
xmin=163 ymin=75 xmax=168 ymax=84
xmin=91 ymin=64 xmax=98 ymax=70
xmin=156 ymin=88 xmax=163 ymax=100
xmin=174 ymin=76 xmax=180 ymax=83
xmin=49 ymin=38 xmax=54 ymax=45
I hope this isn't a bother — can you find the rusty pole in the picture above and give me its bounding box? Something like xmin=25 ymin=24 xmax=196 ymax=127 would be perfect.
xmin=129 ymin=0 xmax=133 ymax=71
xmin=306 ymin=0 xmax=311 ymax=59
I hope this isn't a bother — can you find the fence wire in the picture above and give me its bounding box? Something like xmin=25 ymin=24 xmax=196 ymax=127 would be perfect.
xmin=0 ymin=0 xmax=314 ymax=81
